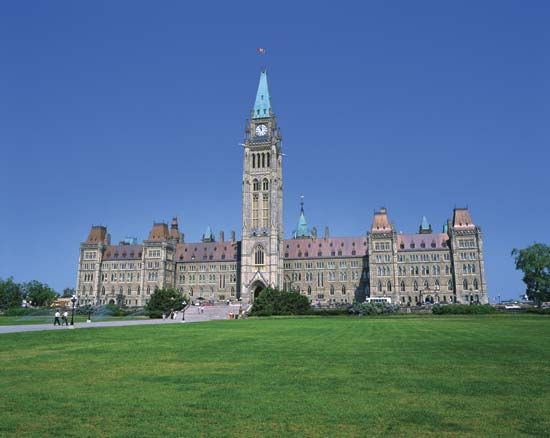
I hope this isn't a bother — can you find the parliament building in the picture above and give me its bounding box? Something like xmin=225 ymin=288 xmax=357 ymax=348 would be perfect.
xmin=77 ymin=71 xmax=487 ymax=307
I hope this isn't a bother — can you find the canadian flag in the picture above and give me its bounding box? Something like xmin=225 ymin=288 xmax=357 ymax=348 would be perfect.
xmin=257 ymin=47 xmax=266 ymax=54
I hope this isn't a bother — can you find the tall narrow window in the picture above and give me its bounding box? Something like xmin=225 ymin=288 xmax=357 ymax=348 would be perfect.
xmin=254 ymin=246 xmax=265 ymax=265
xmin=473 ymin=278 xmax=479 ymax=290
xmin=447 ymin=279 xmax=453 ymax=291
xmin=253 ymin=179 xmax=259 ymax=191
xmin=463 ymin=278 xmax=468 ymax=290
xmin=413 ymin=281 xmax=418 ymax=291
xmin=262 ymin=193 xmax=269 ymax=228
xmin=252 ymin=194 xmax=259 ymax=228
xmin=400 ymin=281 xmax=405 ymax=292
xmin=261 ymin=153 xmax=265 ymax=168
xmin=378 ymin=281 xmax=382 ymax=292
xmin=387 ymin=281 xmax=392 ymax=292
xmin=267 ymin=152 xmax=270 ymax=167
xmin=252 ymin=154 xmax=256 ymax=168
xmin=262 ymin=178 xmax=269 ymax=191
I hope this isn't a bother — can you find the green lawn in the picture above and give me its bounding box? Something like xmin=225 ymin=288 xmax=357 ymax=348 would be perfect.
xmin=0 ymin=315 xmax=148 ymax=325
xmin=0 ymin=315 xmax=548 ymax=437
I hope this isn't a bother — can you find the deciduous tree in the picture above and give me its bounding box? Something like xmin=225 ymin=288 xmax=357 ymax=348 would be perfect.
xmin=512 ymin=243 xmax=550 ymax=304
xmin=0 ymin=277 xmax=23 ymax=309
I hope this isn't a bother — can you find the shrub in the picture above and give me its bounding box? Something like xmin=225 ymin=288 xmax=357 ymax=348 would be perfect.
xmin=2 ymin=307 xmax=52 ymax=317
xmin=348 ymin=302 xmax=400 ymax=316
xmin=250 ymin=288 xmax=311 ymax=316
xmin=432 ymin=304 xmax=496 ymax=315
xmin=526 ymin=307 xmax=550 ymax=315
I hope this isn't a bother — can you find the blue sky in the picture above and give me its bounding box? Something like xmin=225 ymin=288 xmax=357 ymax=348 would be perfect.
xmin=1 ymin=1 xmax=548 ymax=299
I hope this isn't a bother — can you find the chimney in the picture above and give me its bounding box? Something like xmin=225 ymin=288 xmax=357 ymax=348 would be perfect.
xmin=219 ymin=231 xmax=225 ymax=242
xmin=324 ymin=226 xmax=330 ymax=240
xmin=231 ymin=230 xmax=236 ymax=242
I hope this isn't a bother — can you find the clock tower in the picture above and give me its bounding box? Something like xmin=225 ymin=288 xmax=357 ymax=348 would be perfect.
xmin=240 ymin=70 xmax=284 ymax=303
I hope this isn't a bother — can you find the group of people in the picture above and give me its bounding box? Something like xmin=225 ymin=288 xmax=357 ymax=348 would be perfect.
xmin=162 ymin=310 xmax=184 ymax=320
xmin=53 ymin=310 xmax=70 ymax=326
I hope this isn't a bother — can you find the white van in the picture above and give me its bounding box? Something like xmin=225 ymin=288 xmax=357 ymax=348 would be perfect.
xmin=365 ymin=297 xmax=392 ymax=304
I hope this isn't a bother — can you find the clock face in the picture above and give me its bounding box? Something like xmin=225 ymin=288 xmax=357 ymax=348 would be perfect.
xmin=255 ymin=124 xmax=268 ymax=136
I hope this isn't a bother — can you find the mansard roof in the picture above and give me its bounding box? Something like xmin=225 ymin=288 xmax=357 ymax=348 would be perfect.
xmin=86 ymin=225 xmax=108 ymax=244
xmin=147 ymin=223 xmax=170 ymax=241
xmin=371 ymin=208 xmax=393 ymax=233
xmin=103 ymin=244 xmax=143 ymax=261
xmin=175 ymin=241 xmax=239 ymax=263
xmin=397 ymin=233 xmax=449 ymax=251
xmin=452 ymin=208 xmax=475 ymax=230
xmin=284 ymin=236 xmax=368 ymax=259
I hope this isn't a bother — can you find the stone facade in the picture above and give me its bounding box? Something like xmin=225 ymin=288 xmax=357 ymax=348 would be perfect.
xmin=76 ymin=71 xmax=487 ymax=307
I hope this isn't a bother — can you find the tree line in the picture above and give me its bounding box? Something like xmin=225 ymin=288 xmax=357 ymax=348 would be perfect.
xmin=0 ymin=277 xmax=74 ymax=309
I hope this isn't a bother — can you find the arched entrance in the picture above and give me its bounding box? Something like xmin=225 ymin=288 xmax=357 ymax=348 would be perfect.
xmin=251 ymin=281 xmax=267 ymax=300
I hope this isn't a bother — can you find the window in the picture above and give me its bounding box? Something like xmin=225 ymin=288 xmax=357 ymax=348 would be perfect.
xmin=413 ymin=281 xmax=418 ymax=292
xmin=448 ymin=279 xmax=453 ymax=291
xmin=254 ymin=246 xmax=264 ymax=265
xmin=342 ymin=285 xmax=346 ymax=295
xmin=400 ymin=281 xmax=405 ymax=292
xmin=463 ymin=278 xmax=468 ymax=290
xmin=253 ymin=179 xmax=259 ymax=191
xmin=330 ymin=285 xmax=335 ymax=295
xmin=378 ymin=281 xmax=382 ymax=292
xmin=262 ymin=178 xmax=269 ymax=191
xmin=262 ymin=193 xmax=269 ymax=228
xmin=387 ymin=281 xmax=392 ymax=292
xmin=252 ymin=194 xmax=259 ymax=228
xmin=473 ymin=278 xmax=479 ymax=290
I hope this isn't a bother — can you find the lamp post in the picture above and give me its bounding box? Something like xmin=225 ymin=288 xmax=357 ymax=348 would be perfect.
xmin=70 ymin=294 xmax=77 ymax=327
xmin=181 ymin=300 xmax=187 ymax=322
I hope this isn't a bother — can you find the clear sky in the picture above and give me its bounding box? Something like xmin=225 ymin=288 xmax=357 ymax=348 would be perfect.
xmin=1 ymin=1 xmax=548 ymax=300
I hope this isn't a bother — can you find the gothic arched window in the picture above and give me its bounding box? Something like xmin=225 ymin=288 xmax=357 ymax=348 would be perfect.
xmin=330 ymin=285 xmax=335 ymax=295
xmin=253 ymin=179 xmax=259 ymax=191
xmin=424 ymin=280 xmax=429 ymax=290
xmin=413 ymin=281 xmax=418 ymax=292
xmin=448 ymin=279 xmax=453 ymax=291
xmin=262 ymin=178 xmax=269 ymax=191
xmin=473 ymin=278 xmax=479 ymax=290
xmin=254 ymin=246 xmax=265 ymax=265
xmin=342 ymin=285 xmax=346 ymax=294
xmin=377 ymin=281 xmax=382 ymax=292
xmin=463 ymin=278 xmax=468 ymax=290
xmin=387 ymin=281 xmax=392 ymax=292
xmin=400 ymin=281 xmax=405 ymax=292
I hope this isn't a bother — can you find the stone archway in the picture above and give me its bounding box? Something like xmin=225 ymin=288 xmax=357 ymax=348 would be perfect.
xmin=251 ymin=281 xmax=267 ymax=300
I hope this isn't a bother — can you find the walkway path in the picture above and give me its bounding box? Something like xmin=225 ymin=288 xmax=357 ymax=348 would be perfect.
xmin=0 ymin=304 xmax=249 ymax=334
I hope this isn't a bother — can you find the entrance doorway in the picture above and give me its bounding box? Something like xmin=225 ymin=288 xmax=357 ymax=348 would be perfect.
xmin=252 ymin=283 xmax=266 ymax=299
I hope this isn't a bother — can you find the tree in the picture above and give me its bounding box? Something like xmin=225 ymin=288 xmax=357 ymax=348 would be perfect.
xmin=0 ymin=277 xmax=23 ymax=309
xmin=145 ymin=288 xmax=188 ymax=318
xmin=512 ymin=243 xmax=550 ymax=305
xmin=62 ymin=288 xmax=75 ymax=298
xmin=22 ymin=281 xmax=58 ymax=307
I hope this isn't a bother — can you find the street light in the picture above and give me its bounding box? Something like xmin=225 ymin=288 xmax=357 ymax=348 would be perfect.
xmin=181 ymin=300 xmax=187 ymax=322
xmin=70 ymin=294 xmax=77 ymax=327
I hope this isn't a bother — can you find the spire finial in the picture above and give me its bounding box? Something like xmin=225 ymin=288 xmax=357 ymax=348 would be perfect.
xmin=300 ymin=195 xmax=304 ymax=212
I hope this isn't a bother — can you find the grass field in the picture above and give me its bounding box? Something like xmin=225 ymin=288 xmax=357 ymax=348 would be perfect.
xmin=1 ymin=315 xmax=549 ymax=437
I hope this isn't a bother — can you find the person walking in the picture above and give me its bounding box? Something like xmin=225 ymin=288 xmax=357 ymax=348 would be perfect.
xmin=62 ymin=311 xmax=69 ymax=326
xmin=54 ymin=310 xmax=61 ymax=326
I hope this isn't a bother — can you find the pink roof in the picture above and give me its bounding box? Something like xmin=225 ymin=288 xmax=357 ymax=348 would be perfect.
xmin=397 ymin=233 xmax=449 ymax=251
xmin=283 ymin=237 xmax=368 ymax=259
xmin=175 ymin=242 xmax=239 ymax=262
xmin=103 ymin=245 xmax=143 ymax=261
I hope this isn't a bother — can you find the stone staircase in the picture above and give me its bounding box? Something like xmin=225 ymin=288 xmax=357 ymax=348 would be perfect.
xmin=183 ymin=304 xmax=250 ymax=323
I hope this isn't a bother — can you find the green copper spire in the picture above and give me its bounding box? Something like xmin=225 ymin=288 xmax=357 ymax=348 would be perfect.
xmin=252 ymin=70 xmax=271 ymax=119
xmin=202 ymin=225 xmax=214 ymax=242
xmin=419 ymin=216 xmax=432 ymax=234
xmin=293 ymin=196 xmax=311 ymax=239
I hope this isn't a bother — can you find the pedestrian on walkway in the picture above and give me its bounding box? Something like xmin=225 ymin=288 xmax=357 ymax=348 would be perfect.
xmin=54 ymin=310 xmax=61 ymax=326
xmin=62 ymin=311 xmax=69 ymax=326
